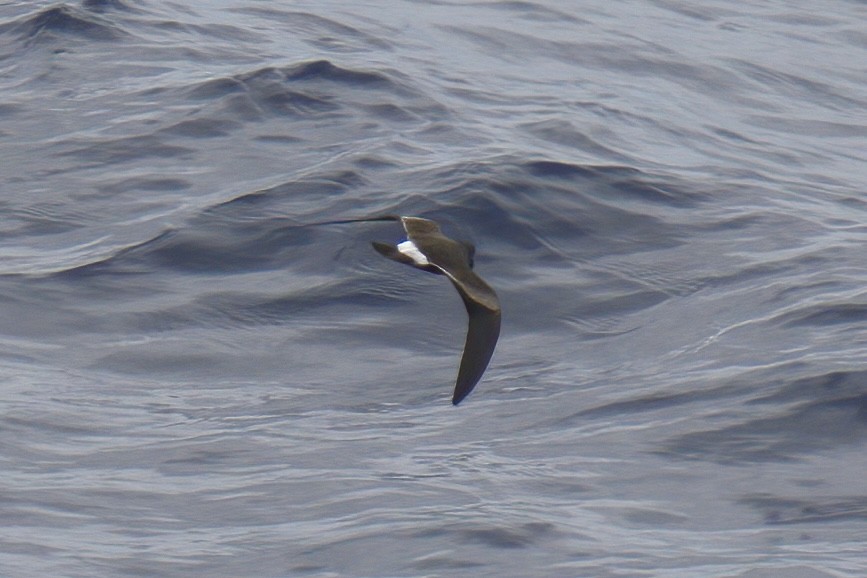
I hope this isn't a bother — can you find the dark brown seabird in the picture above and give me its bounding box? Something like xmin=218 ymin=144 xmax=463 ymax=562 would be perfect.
xmin=372 ymin=216 xmax=501 ymax=405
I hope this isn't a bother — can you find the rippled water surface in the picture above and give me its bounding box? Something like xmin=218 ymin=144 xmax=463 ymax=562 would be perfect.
xmin=2 ymin=1 xmax=866 ymax=576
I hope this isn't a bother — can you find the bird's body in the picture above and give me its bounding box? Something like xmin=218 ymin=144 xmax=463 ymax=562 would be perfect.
xmin=372 ymin=216 xmax=501 ymax=405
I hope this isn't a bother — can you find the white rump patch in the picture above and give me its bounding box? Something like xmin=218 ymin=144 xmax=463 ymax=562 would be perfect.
xmin=397 ymin=239 xmax=429 ymax=266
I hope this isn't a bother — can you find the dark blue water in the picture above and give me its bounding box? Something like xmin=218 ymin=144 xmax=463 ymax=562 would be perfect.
xmin=2 ymin=1 xmax=866 ymax=576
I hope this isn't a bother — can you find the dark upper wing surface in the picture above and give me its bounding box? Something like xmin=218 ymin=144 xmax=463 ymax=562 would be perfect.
xmin=441 ymin=269 xmax=501 ymax=405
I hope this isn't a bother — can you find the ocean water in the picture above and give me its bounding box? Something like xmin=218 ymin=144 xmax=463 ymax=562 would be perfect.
xmin=1 ymin=0 xmax=866 ymax=576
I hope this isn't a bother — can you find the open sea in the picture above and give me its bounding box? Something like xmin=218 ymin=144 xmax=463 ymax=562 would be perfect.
xmin=2 ymin=1 xmax=867 ymax=576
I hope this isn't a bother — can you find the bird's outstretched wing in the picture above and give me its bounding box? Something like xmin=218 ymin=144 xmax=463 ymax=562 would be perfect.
xmin=439 ymin=269 xmax=501 ymax=405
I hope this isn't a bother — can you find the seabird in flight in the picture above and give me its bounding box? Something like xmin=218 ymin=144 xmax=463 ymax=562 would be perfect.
xmin=371 ymin=216 xmax=501 ymax=405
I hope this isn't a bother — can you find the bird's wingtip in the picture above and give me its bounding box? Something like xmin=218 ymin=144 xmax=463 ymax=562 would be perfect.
xmin=452 ymin=385 xmax=473 ymax=405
